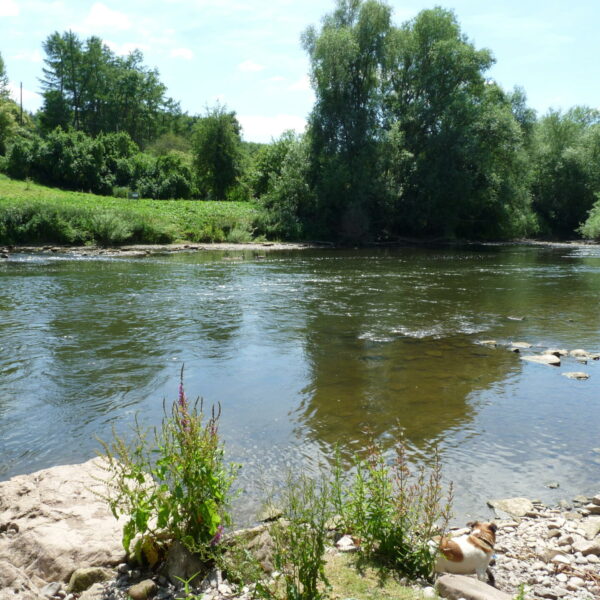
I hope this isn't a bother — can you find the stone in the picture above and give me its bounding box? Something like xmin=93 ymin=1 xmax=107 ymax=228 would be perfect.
xmin=336 ymin=534 xmax=358 ymax=552
xmin=78 ymin=583 xmax=105 ymax=600
xmin=521 ymin=354 xmax=561 ymax=366
xmin=567 ymin=576 xmax=585 ymax=590
xmin=545 ymin=481 xmax=560 ymax=489
xmin=67 ymin=567 xmax=112 ymax=593
xmin=479 ymin=340 xmax=497 ymax=347
xmin=41 ymin=582 xmax=62 ymax=598
xmin=436 ymin=574 xmax=513 ymax=600
xmin=561 ymin=372 xmax=590 ymax=380
xmin=0 ymin=459 xmax=126 ymax=593
xmin=572 ymin=539 xmax=600 ymax=556
xmin=547 ymin=348 xmax=568 ymax=357
xmin=163 ymin=540 xmax=206 ymax=586
xmin=569 ymin=349 xmax=590 ymax=358
xmin=487 ymin=497 xmax=534 ymax=518
xmin=511 ymin=342 xmax=533 ymax=349
xmin=573 ymin=495 xmax=589 ymax=504
xmin=581 ymin=516 xmax=600 ymax=539
xmin=423 ymin=586 xmax=437 ymax=598
xmin=584 ymin=503 xmax=600 ymax=515
xmin=592 ymin=495 xmax=600 ymax=506
xmin=128 ymin=579 xmax=157 ymax=600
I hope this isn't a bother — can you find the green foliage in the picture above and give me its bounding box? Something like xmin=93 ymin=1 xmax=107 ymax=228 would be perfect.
xmin=98 ymin=370 xmax=239 ymax=560
xmin=531 ymin=108 xmax=600 ymax=236
xmin=40 ymin=31 xmax=179 ymax=147
xmin=332 ymin=438 xmax=453 ymax=581
xmin=578 ymin=194 xmax=600 ymax=240
xmin=193 ymin=105 xmax=243 ymax=200
xmin=258 ymin=134 xmax=316 ymax=240
xmin=267 ymin=474 xmax=333 ymax=600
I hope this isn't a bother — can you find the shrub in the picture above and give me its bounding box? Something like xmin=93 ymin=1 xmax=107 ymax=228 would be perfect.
xmin=332 ymin=436 xmax=453 ymax=581
xmin=98 ymin=369 xmax=239 ymax=563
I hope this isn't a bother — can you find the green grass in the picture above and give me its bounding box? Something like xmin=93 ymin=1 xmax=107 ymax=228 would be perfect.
xmin=325 ymin=553 xmax=438 ymax=600
xmin=0 ymin=174 xmax=261 ymax=246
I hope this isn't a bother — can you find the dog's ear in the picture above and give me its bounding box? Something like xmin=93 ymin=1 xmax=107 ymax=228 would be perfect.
xmin=466 ymin=521 xmax=478 ymax=529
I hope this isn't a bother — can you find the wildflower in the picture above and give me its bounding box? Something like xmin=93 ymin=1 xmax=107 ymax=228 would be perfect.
xmin=210 ymin=524 xmax=224 ymax=546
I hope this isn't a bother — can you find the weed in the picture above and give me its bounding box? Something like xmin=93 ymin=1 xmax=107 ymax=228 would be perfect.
xmin=97 ymin=367 xmax=239 ymax=565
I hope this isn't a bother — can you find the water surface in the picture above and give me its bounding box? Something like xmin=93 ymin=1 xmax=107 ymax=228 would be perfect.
xmin=1 ymin=245 xmax=599 ymax=522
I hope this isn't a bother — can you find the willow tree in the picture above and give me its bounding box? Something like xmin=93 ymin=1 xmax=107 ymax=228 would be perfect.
xmin=303 ymin=0 xmax=392 ymax=241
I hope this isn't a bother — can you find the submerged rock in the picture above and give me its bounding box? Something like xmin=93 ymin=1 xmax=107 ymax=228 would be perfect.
xmin=521 ymin=354 xmax=561 ymax=366
xmin=561 ymin=372 xmax=590 ymax=380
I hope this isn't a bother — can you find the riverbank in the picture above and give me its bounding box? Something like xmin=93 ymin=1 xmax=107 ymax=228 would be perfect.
xmin=1 ymin=460 xmax=599 ymax=600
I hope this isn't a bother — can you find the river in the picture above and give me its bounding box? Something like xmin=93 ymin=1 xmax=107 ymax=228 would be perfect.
xmin=1 ymin=244 xmax=599 ymax=523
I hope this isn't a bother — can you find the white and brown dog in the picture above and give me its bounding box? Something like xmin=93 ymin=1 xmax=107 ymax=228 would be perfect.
xmin=432 ymin=521 xmax=497 ymax=585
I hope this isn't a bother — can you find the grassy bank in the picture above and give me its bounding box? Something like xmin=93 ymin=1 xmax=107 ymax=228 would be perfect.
xmin=0 ymin=175 xmax=261 ymax=246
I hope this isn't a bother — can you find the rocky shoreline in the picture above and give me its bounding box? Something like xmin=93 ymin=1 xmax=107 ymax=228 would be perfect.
xmin=1 ymin=460 xmax=599 ymax=600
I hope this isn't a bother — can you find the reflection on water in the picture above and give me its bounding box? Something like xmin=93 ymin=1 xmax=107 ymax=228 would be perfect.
xmin=1 ymin=245 xmax=600 ymax=523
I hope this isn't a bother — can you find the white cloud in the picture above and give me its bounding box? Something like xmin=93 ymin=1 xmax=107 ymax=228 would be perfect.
xmin=238 ymin=60 xmax=265 ymax=73
xmin=105 ymin=40 xmax=149 ymax=55
xmin=12 ymin=50 xmax=43 ymax=63
xmin=85 ymin=2 xmax=131 ymax=31
xmin=170 ymin=47 xmax=194 ymax=60
xmin=288 ymin=75 xmax=311 ymax=92
xmin=266 ymin=75 xmax=286 ymax=83
xmin=0 ymin=0 xmax=19 ymax=17
xmin=237 ymin=113 xmax=306 ymax=143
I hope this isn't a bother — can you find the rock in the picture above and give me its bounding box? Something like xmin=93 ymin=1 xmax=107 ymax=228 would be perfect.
xmin=585 ymin=503 xmax=600 ymax=515
xmin=163 ymin=540 xmax=205 ymax=586
xmin=479 ymin=340 xmax=497 ymax=347
xmin=547 ymin=348 xmax=568 ymax=357
xmin=488 ymin=497 xmax=534 ymax=518
xmin=128 ymin=579 xmax=157 ymax=600
xmin=78 ymin=583 xmax=106 ymax=600
xmin=511 ymin=342 xmax=533 ymax=349
xmin=572 ymin=539 xmax=600 ymax=556
xmin=581 ymin=516 xmax=600 ymax=539
xmin=561 ymin=371 xmax=590 ymax=380
xmin=436 ymin=574 xmax=513 ymax=600
xmin=592 ymin=494 xmax=600 ymax=506
xmin=336 ymin=535 xmax=358 ymax=552
xmin=41 ymin=582 xmax=62 ymax=597
xmin=521 ymin=354 xmax=561 ymax=366
xmin=573 ymin=495 xmax=590 ymax=504
xmin=67 ymin=568 xmax=112 ymax=593
xmin=507 ymin=316 xmax=525 ymax=321
xmin=0 ymin=459 xmax=126 ymax=593
xmin=545 ymin=481 xmax=560 ymax=489
xmin=569 ymin=349 xmax=590 ymax=358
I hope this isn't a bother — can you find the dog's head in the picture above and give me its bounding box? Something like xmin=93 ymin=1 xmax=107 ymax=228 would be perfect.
xmin=466 ymin=521 xmax=497 ymax=546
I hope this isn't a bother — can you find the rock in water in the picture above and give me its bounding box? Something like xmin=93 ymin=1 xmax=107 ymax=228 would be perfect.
xmin=511 ymin=341 xmax=533 ymax=349
xmin=561 ymin=372 xmax=590 ymax=380
xmin=0 ymin=459 xmax=126 ymax=595
xmin=521 ymin=354 xmax=561 ymax=366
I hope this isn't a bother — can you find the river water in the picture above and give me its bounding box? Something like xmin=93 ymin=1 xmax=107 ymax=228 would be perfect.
xmin=1 ymin=245 xmax=599 ymax=523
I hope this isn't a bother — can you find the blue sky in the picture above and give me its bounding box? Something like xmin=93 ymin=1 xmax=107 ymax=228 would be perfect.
xmin=0 ymin=0 xmax=598 ymax=142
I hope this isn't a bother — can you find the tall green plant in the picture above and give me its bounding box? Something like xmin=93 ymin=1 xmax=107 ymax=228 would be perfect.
xmin=332 ymin=436 xmax=453 ymax=581
xmin=98 ymin=369 xmax=239 ymax=562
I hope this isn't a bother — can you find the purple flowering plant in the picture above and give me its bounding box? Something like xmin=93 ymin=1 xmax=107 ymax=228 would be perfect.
xmin=99 ymin=366 xmax=238 ymax=563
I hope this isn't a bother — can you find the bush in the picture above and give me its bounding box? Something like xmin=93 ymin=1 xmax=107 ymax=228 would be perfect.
xmin=332 ymin=436 xmax=453 ymax=581
xmin=578 ymin=194 xmax=600 ymax=240
xmin=98 ymin=370 xmax=239 ymax=562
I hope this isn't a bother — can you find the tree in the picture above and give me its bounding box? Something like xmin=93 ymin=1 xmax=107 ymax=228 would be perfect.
xmin=303 ymin=0 xmax=392 ymax=240
xmin=531 ymin=108 xmax=600 ymax=236
xmin=0 ymin=51 xmax=9 ymax=99
xmin=192 ymin=105 xmax=242 ymax=200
